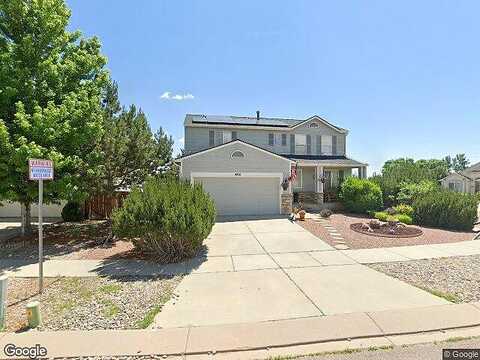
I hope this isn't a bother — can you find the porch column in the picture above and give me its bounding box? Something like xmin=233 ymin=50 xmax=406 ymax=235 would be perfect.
xmin=317 ymin=165 xmax=324 ymax=204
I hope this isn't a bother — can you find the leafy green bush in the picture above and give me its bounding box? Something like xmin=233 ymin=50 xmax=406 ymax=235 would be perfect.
xmin=394 ymin=204 xmax=414 ymax=217
xmin=396 ymin=214 xmax=413 ymax=225
xmin=339 ymin=177 xmax=383 ymax=214
xmin=112 ymin=177 xmax=216 ymax=263
xmin=374 ymin=211 xmax=388 ymax=222
xmin=61 ymin=202 xmax=84 ymax=222
xmin=396 ymin=181 xmax=438 ymax=205
xmin=413 ymin=190 xmax=478 ymax=231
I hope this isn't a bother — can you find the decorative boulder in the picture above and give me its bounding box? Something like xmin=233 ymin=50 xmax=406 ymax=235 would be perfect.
xmin=320 ymin=209 xmax=333 ymax=218
xmin=361 ymin=223 xmax=370 ymax=231
xmin=369 ymin=219 xmax=381 ymax=229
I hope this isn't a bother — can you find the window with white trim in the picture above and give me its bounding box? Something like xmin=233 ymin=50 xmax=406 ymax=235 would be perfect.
xmin=281 ymin=133 xmax=287 ymax=146
xmin=448 ymin=181 xmax=463 ymax=192
xmin=223 ymin=131 xmax=232 ymax=143
xmin=295 ymin=134 xmax=306 ymax=154
xmin=231 ymin=150 xmax=245 ymax=159
xmin=309 ymin=122 xmax=319 ymax=128
xmin=321 ymin=135 xmax=332 ymax=154
xmin=268 ymin=133 xmax=275 ymax=146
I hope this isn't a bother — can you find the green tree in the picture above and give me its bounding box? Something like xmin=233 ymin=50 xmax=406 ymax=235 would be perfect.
xmin=452 ymin=153 xmax=469 ymax=172
xmin=0 ymin=0 xmax=108 ymax=233
xmin=372 ymin=157 xmax=448 ymax=206
xmin=96 ymin=80 xmax=174 ymax=197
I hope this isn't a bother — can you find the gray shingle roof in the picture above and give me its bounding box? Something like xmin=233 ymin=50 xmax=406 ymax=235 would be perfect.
xmin=186 ymin=114 xmax=346 ymax=132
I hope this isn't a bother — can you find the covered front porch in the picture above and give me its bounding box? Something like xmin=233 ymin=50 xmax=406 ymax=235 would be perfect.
xmin=291 ymin=159 xmax=368 ymax=210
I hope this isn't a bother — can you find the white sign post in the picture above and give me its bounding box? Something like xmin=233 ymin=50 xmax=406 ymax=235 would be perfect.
xmin=29 ymin=159 xmax=54 ymax=294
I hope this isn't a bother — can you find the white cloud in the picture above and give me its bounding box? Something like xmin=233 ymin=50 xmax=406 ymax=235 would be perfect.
xmin=160 ymin=91 xmax=195 ymax=101
xmin=178 ymin=137 xmax=185 ymax=146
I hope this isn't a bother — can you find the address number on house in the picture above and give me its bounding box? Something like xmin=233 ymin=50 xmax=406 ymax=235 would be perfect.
xmin=234 ymin=173 xmax=242 ymax=176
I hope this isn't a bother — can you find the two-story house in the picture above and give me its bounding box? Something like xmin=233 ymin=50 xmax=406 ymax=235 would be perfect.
xmin=178 ymin=112 xmax=368 ymax=216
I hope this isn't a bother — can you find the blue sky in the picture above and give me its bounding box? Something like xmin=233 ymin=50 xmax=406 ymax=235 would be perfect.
xmin=67 ymin=0 xmax=480 ymax=173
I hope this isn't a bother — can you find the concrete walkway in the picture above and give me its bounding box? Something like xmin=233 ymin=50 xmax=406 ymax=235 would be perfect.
xmin=3 ymin=302 xmax=480 ymax=359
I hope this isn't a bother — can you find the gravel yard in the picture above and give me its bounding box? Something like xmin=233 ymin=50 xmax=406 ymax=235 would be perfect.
xmin=300 ymin=213 xmax=476 ymax=249
xmin=4 ymin=276 xmax=181 ymax=332
xmin=369 ymin=255 xmax=480 ymax=303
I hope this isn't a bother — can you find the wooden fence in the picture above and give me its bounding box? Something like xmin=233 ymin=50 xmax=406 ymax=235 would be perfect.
xmin=84 ymin=192 xmax=129 ymax=219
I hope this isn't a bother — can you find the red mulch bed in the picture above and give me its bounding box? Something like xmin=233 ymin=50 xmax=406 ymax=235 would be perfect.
xmin=0 ymin=220 xmax=146 ymax=261
xmin=350 ymin=222 xmax=423 ymax=238
xmin=299 ymin=213 xmax=477 ymax=249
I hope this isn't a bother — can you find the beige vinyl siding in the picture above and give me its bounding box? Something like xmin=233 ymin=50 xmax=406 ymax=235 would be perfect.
xmin=181 ymin=142 xmax=291 ymax=180
xmin=185 ymin=122 xmax=346 ymax=156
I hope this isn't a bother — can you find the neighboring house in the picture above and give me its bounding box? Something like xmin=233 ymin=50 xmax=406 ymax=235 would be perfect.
xmin=178 ymin=112 xmax=368 ymax=216
xmin=440 ymin=162 xmax=480 ymax=194
xmin=0 ymin=201 xmax=64 ymax=218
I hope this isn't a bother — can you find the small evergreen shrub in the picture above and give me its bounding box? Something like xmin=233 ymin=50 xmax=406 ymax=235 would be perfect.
xmin=396 ymin=214 xmax=413 ymax=225
xmin=339 ymin=177 xmax=383 ymax=214
xmin=112 ymin=177 xmax=216 ymax=263
xmin=374 ymin=211 xmax=388 ymax=222
xmin=413 ymin=190 xmax=478 ymax=231
xmin=61 ymin=201 xmax=84 ymax=222
xmin=394 ymin=204 xmax=414 ymax=217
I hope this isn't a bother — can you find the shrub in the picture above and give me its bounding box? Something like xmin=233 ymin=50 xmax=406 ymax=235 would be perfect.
xmin=394 ymin=204 xmax=414 ymax=217
xmin=112 ymin=177 xmax=216 ymax=263
xmin=413 ymin=190 xmax=478 ymax=231
xmin=396 ymin=181 xmax=438 ymax=205
xmin=374 ymin=211 xmax=388 ymax=222
xmin=396 ymin=214 xmax=413 ymax=225
xmin=339 ymin=177 xmax=383 ymax=214
xmin=319 ymin=209 xmax=332 ymax=218
xmin=61 ymin=202 xmax=84 ymax=222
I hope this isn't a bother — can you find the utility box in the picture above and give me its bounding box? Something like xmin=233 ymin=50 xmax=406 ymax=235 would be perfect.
xmin=26 ymin=301 xmax=41 ymax=328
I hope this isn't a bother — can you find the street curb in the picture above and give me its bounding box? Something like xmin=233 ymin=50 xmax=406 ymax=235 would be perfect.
xmin=2 ymin=303 xmax=480 ymax=358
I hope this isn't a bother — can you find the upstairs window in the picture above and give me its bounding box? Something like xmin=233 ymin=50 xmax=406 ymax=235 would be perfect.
xmin=321 ymin=135 xmax=332 ymax=154
xmin=223 ymin=131 xmax=232 ymax=143
xmin=309 ymin=122 xmax=319 ymax=128
xmin=209 ymin=130 xmax=215 ymax=146
xmin=268 ymin=133 xmax=275 ymax=146
xmin=295 ymin=134 xmax=306 ymax=154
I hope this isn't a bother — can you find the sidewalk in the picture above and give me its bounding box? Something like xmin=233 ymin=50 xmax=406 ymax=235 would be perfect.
xmin=3 ymin=239 xmax=480 ymax=279
xmin=2 ymin=302 xmax=480 ymax=359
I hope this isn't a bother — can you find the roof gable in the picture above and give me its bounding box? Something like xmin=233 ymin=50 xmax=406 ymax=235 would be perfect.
xmin=290 ymin=115 xmax=348 ymax=134
xmin=179 ymin=139 xmax=294 ymax=164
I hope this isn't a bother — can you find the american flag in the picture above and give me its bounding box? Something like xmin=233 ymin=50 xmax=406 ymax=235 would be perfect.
xmin=290 ymin=164 xmax=297 ymax=182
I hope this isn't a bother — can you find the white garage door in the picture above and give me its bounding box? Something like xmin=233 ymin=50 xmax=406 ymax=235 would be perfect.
xmin=195 ymin=176 xmax=280 ymax=216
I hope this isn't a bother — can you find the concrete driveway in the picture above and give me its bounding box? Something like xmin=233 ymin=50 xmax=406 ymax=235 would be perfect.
xmin=154 ymin=217 xmax=448 ymax=328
